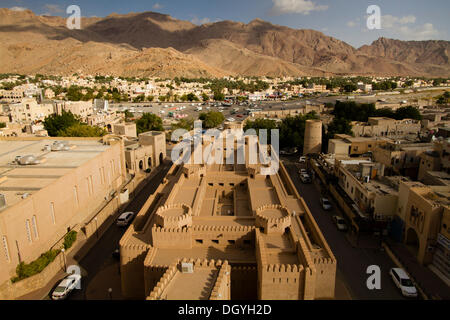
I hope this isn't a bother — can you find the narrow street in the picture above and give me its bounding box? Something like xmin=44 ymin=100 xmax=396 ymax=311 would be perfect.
xmin=283 ymin=157 xmax=407 ymax=300
xmin=67 ymin=162 xmax=172 ymax=300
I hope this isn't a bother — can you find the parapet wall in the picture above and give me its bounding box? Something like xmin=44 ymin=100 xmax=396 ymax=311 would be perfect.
xmin=147 ymin=258 xmax=231 ymax=300
xmin=255 ymin=229 xmax=305 ymax=300
xmin=255 ymin=204 xmax=291 ymax=234
xmin=154 ymin=203 xmax=193 ymax=229
xmin=152 ymin=227 xmax=192 ymax=249
xmin=210 ymin=261 xmax=231 ymax=300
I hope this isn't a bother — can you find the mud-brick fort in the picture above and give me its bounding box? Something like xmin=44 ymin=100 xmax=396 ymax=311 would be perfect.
xmin=119 ymin=130 xmax=337 ymax=300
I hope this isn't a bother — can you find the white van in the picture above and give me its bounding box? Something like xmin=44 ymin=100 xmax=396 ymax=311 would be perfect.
xmin=389 ymin=268 xmax=418 ymax=298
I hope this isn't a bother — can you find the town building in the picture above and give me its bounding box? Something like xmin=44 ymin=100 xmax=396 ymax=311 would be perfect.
xmin=9 ymin=98 xmax=54 ymax=123
xmin=0 ymin=137 xmax=127 ymax=289
xmin=351 ymin=117 xmax=421 ymax=139
xmin=54 ymin=101 xmax=93 ymax=121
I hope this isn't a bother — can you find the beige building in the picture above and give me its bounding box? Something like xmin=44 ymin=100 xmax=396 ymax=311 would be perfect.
xmin=248 ymin=104 xmax=325 ymax=120
xmin=373 ymin=141 xmax=434 ymax=179
xmin=0 ymin=89 xmax=23 ymax=104
xmin=335 ymin=159 xmax=399 ymax=221
xmin=351 ymin=117 xmax=421 ymax=138
xmin=9 ymin=98 xmax=54 ymax=123
xmin=329 ymin=134 xmax=389 ymax=157
xmin=0 ymin=137 xmax=128 ymax=289
xmin=54 ymin=101 xmax=93 ymax=121
xmin=119 ymin=132 xmax=336 ymax=300
xmin=400 ymin=183 xmax=450 ymax=265
xmin=123 ymin=131 xmax=166 ymax=176
xmin=113 ymin=123 xmax=137 ymax=138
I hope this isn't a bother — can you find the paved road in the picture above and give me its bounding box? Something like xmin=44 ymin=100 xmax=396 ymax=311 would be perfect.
xmin=68 ymin=162 xmax=172 ymax=300
xmin=283 ymin=158 xmax=407 ymax=300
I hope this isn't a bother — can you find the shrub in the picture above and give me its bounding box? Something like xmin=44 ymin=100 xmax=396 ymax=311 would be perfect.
xmin=63 ymin=231 xmax=78 ymax=250
xmin=11 ymin=249 xmax=61 ymax=283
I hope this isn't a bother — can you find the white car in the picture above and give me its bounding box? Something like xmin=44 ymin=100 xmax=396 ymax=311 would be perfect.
xmin=299 ymin=156 xmax=307 ymax=163
xmin=389 ymin=268 xmax=418 ymax=298
xmin=51 ymin=274 xmax=81 ymax=300
xmin=117 ymin=212 xmax=135 ymax=227
xmin=320 ymin=197 xmax=332 ymax=210
xmin=332 ymin=215 xmax=348 ymax=232
xmin=300 ymin=173 xmax=311 ymax=184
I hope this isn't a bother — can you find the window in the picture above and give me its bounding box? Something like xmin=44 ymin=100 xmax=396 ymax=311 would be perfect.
xmin=31 ymin=216 xmax=39 ymax=239
xmin=2 ymin=236 xmax=10 ymax=262
xmin=195 ymin=239 xmax=203 ymax=244
xmin=212 ymin=240 xmax=219 ymax=244
xmin=25 ymin=220 xmax=32 ymax=243
xmin=50 ymin=202 xmax=56 ymax=225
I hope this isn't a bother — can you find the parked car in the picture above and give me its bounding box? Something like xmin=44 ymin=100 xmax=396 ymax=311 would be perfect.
xmin=299 ymin=156 xmax=307 ymax=163
xmin=332 ymin=215 xmax=348 ymax=232
xmin=320 ymin=197 xmax=333 ymax=210
xmin=51 ymin=274 xmax=81 ymax=300
xmin=116 ymin=212 xmax=135 ymax=227
xmin=300 ymin=173 xmax=312 ymax=184
xmin=389 ymin=268 xmax=418 ymax=298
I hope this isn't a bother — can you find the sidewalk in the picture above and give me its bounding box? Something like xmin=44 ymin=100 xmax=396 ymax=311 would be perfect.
xmin=385 ymin=239 xmax=450 ymax=300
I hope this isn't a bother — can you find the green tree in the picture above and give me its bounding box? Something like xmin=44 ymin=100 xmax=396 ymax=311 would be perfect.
xmin=201 ymin=92 xmax=209 ymax=101
xmin=133 ymin=94 xmax=146 ymax=103
xmin=136 ymin=113 xmax=164 ymax=134
xmin=213 ymin=91 xmax=225 ymax=101
xmin=187 ymin=93 xmax=199 ymax=102
xmin=0 ymin=122 xmax=6 ymax=129
xmin=43 ymin=111 xmax=80 ymax=137
xmin=171 ymin=118 xmax=194 ymax=131
xmin=199 ymin=111 xmax=225 ymax=129
xmin=57 ymin=123 xmax=107 ymax=137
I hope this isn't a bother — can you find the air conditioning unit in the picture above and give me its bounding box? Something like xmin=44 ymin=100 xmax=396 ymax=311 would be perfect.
xmin=181 ymin=262 xmax=194 ymax=274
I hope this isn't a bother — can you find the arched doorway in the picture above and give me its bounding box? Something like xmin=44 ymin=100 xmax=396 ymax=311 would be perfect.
xmin=159 ymin=153 xmax=164 ymax=165
xmin=107 ymin=124 xmax=112 ymax=132
xmin=148 ymin=157 xmax=152 ymax=168
xmin=406 ymin=228 xmax=420 ymax=257
xmin=139 ymin=160 xmax=144 ymax=170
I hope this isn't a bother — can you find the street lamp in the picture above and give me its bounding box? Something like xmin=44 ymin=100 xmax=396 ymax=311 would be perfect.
xmin=108 ymin=288 xmax=113 ymax=300
xmin=61 ymin=248 xmax=67 ymax=272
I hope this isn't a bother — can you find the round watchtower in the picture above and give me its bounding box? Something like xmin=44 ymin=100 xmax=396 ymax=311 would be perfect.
xmin=303 ymin=120 xmax=322 ymax=155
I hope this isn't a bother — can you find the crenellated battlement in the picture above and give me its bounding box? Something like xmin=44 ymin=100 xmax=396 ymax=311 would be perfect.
xmin=147 ymin=261 xmax=179 ymax=300
xmin=147 ymin=258 xmax=231 ymax=300
xmin=255 ymin=204 xmax=291 ymax=234
xmin=151 ymin=226 xmax=192 ymax=249
xmin=154 ymin=203 xmax=193 ymax=229
xmin=191 ymin=225 xmax=254 ymax=233
xmin=210 ymin=261 xmax=231 ymax=300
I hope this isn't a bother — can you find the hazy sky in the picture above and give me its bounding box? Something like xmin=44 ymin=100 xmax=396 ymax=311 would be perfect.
xmin=5 ymin=0 xmax=450 ymax=48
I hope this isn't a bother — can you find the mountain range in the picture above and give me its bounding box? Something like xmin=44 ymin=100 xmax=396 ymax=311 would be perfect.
xmin=0 ymin=8 xmax=449 ymax=78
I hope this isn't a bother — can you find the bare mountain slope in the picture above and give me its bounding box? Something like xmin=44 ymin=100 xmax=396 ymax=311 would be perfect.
xmin=0 ymin=8 xmax=448 ymax=77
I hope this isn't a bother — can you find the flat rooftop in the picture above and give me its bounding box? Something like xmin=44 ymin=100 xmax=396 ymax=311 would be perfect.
xmin=0 ymin=138 xmax=110 ymax=210
xmin=159 ymin=268 xmax=218 ymax=300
